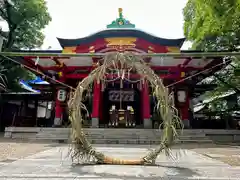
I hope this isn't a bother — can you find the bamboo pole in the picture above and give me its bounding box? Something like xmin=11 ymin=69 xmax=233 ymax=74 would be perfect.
xmin=0 ymin=51 xmax=240 ymax=58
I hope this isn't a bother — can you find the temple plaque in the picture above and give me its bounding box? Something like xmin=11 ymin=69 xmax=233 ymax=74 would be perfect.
xmin=108 ymin=90 xmax=134 ymax=102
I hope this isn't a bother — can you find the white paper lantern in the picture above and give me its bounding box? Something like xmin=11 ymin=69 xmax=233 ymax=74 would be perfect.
xmin=57 ymin=89 xmax=67 ymax=102
xmin=177 ymin=91 xmax=186 ymax=103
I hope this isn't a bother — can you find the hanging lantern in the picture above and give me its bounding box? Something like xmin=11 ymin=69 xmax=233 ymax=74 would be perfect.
xmin=177 ymin=90 xmax=186 ymax=103
xmin=57 ymin=89 xmax=67 ymax=102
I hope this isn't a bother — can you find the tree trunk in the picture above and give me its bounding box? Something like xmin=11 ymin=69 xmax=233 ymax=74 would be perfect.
xmin=5 ymin=27 xmax=15 ymax=50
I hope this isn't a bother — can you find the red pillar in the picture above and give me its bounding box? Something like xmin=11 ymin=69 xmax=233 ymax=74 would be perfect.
xmin=54 ymin=73 xmax=66 ymax=127
xmin=91 ymin=81 xmax=100 ymax=127
xmin=54 ymin=88 xmax=66 ymax=127
xmin=99 ymin=88 xmax=103 ymax=122
xmin=54 ymin=98 xmax=62 ymax=126
xmin=181 ymin=95 xmax=190 ymax=120
xmin=141 ymin=81 xmax=151 ymax=128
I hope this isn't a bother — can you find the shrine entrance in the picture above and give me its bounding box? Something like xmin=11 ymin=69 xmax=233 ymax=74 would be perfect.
xmin=101 ymin=83 xmax=142 ymax=128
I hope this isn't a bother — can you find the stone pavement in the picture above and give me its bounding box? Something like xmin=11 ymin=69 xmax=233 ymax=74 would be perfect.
xmin=0 ymin=145 xmax=239 ymax=180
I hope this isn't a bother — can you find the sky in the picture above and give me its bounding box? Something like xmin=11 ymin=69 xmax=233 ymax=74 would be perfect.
xmin=1 ymin=0 xmax=191 ymax=50
xmin=42 ymin=0 xmax=191 ymax=50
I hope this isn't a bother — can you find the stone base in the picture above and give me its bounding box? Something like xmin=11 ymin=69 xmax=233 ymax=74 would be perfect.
xmin=182 ymin=119 xmax=190 ymax=129
xmin=91 ymin=118 xmax=99 ymax=128
xmin=53 ymin=117 xmax=62 ymax=127
xmin=143 ymin=118 xmax=152 ymax=129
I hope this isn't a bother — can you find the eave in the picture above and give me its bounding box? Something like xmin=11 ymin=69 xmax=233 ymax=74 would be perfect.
xmin=57 ymin=29 xmax=185 ymax=48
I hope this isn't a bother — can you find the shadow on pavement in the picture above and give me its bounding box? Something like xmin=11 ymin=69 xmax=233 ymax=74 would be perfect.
xmin=70 ymin=163 xmax=199 ymax=179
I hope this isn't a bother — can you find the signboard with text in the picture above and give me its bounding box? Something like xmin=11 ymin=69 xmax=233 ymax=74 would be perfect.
xmin=108 ymin=90 xmax=134 ymax=102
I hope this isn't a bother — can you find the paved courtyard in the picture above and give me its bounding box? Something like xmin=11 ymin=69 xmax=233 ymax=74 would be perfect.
xmin=0 ymin=144 xmax=239 ymax=180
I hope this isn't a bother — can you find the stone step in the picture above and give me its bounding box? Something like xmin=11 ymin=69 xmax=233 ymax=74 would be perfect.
xmin=41 ymin=134 xmax=207 ymax=138
xmin=36 ymin=130 xmax=207 ymax=136
xmin=34 ymin=136 xmax=69 ymax=140
xmin=11 ymin=133 xmax=37 ymax=139
xmin=16 ymin=127 xmax=213 ymax=144
xmin=38 ymin=134 xmax=207 ymax=139
xmin=32 ymin=137 xmax=212 ymax=144
xmin=34 ymin=134 xmax=212 ymax=141
xmin=88 ymin=139 xmax=213 ymax=144
xmin=39 ymin=134 xmax=207 ymax=139
xmin=39 ymin=128 xmax=206 ymax=135
xmin=6 ymin=127 xmax=240 ymax=144
xmin=36 ymin=128 xmax=228 ymax=134
xmin=35 ymin=134 xmax=209 ymax=141
xmin=37 ymin=130 xmax=206 ymax=135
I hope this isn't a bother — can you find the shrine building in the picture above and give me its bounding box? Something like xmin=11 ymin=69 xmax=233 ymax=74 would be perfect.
xmin=0 ymin=8 xmax=225 ymax=129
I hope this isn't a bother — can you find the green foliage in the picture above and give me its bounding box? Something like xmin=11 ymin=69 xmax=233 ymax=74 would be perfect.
xmin=183 ymin=0 xmax=240 ymax=111
xmin=210 ymin=59 xmax=240 ymax=94
xmin=3 ymin=63 xmax=36 ymax=91
xmin=183 ymin=0 xmax=240 ymax=50
xmin=209 ymin=99 xmax=228 ymax=112
xmin=0 ymin=0 xmax=51 ymax=91
xmin=0 ymin=0 xmax=52 ymax=49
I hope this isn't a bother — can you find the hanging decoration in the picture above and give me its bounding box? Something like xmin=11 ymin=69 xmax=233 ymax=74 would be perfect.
xmin=101 ymin=82 xmax=105 ymax=92
xmin=35 ymin=56 xmax=40 ymax=65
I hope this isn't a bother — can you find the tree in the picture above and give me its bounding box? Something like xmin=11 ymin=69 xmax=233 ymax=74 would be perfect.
xmin=0 ymin=0 xmax=51 ymax=91
xmin=183 ymin=0 xmax=240 ymax=109
xmin=0 ymin=0 xmax=51 ymax=50
xmin=183 ymin=0 xmax=240 ymax=51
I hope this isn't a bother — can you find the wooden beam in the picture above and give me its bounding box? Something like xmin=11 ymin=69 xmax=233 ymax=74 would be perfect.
xmin=65 ymin=73 xmax=179 ymax=79
xmin=0 ymin=51 xmax=235 ymax=58
xmin=39 ymin=65 xmax=204 ymax=71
